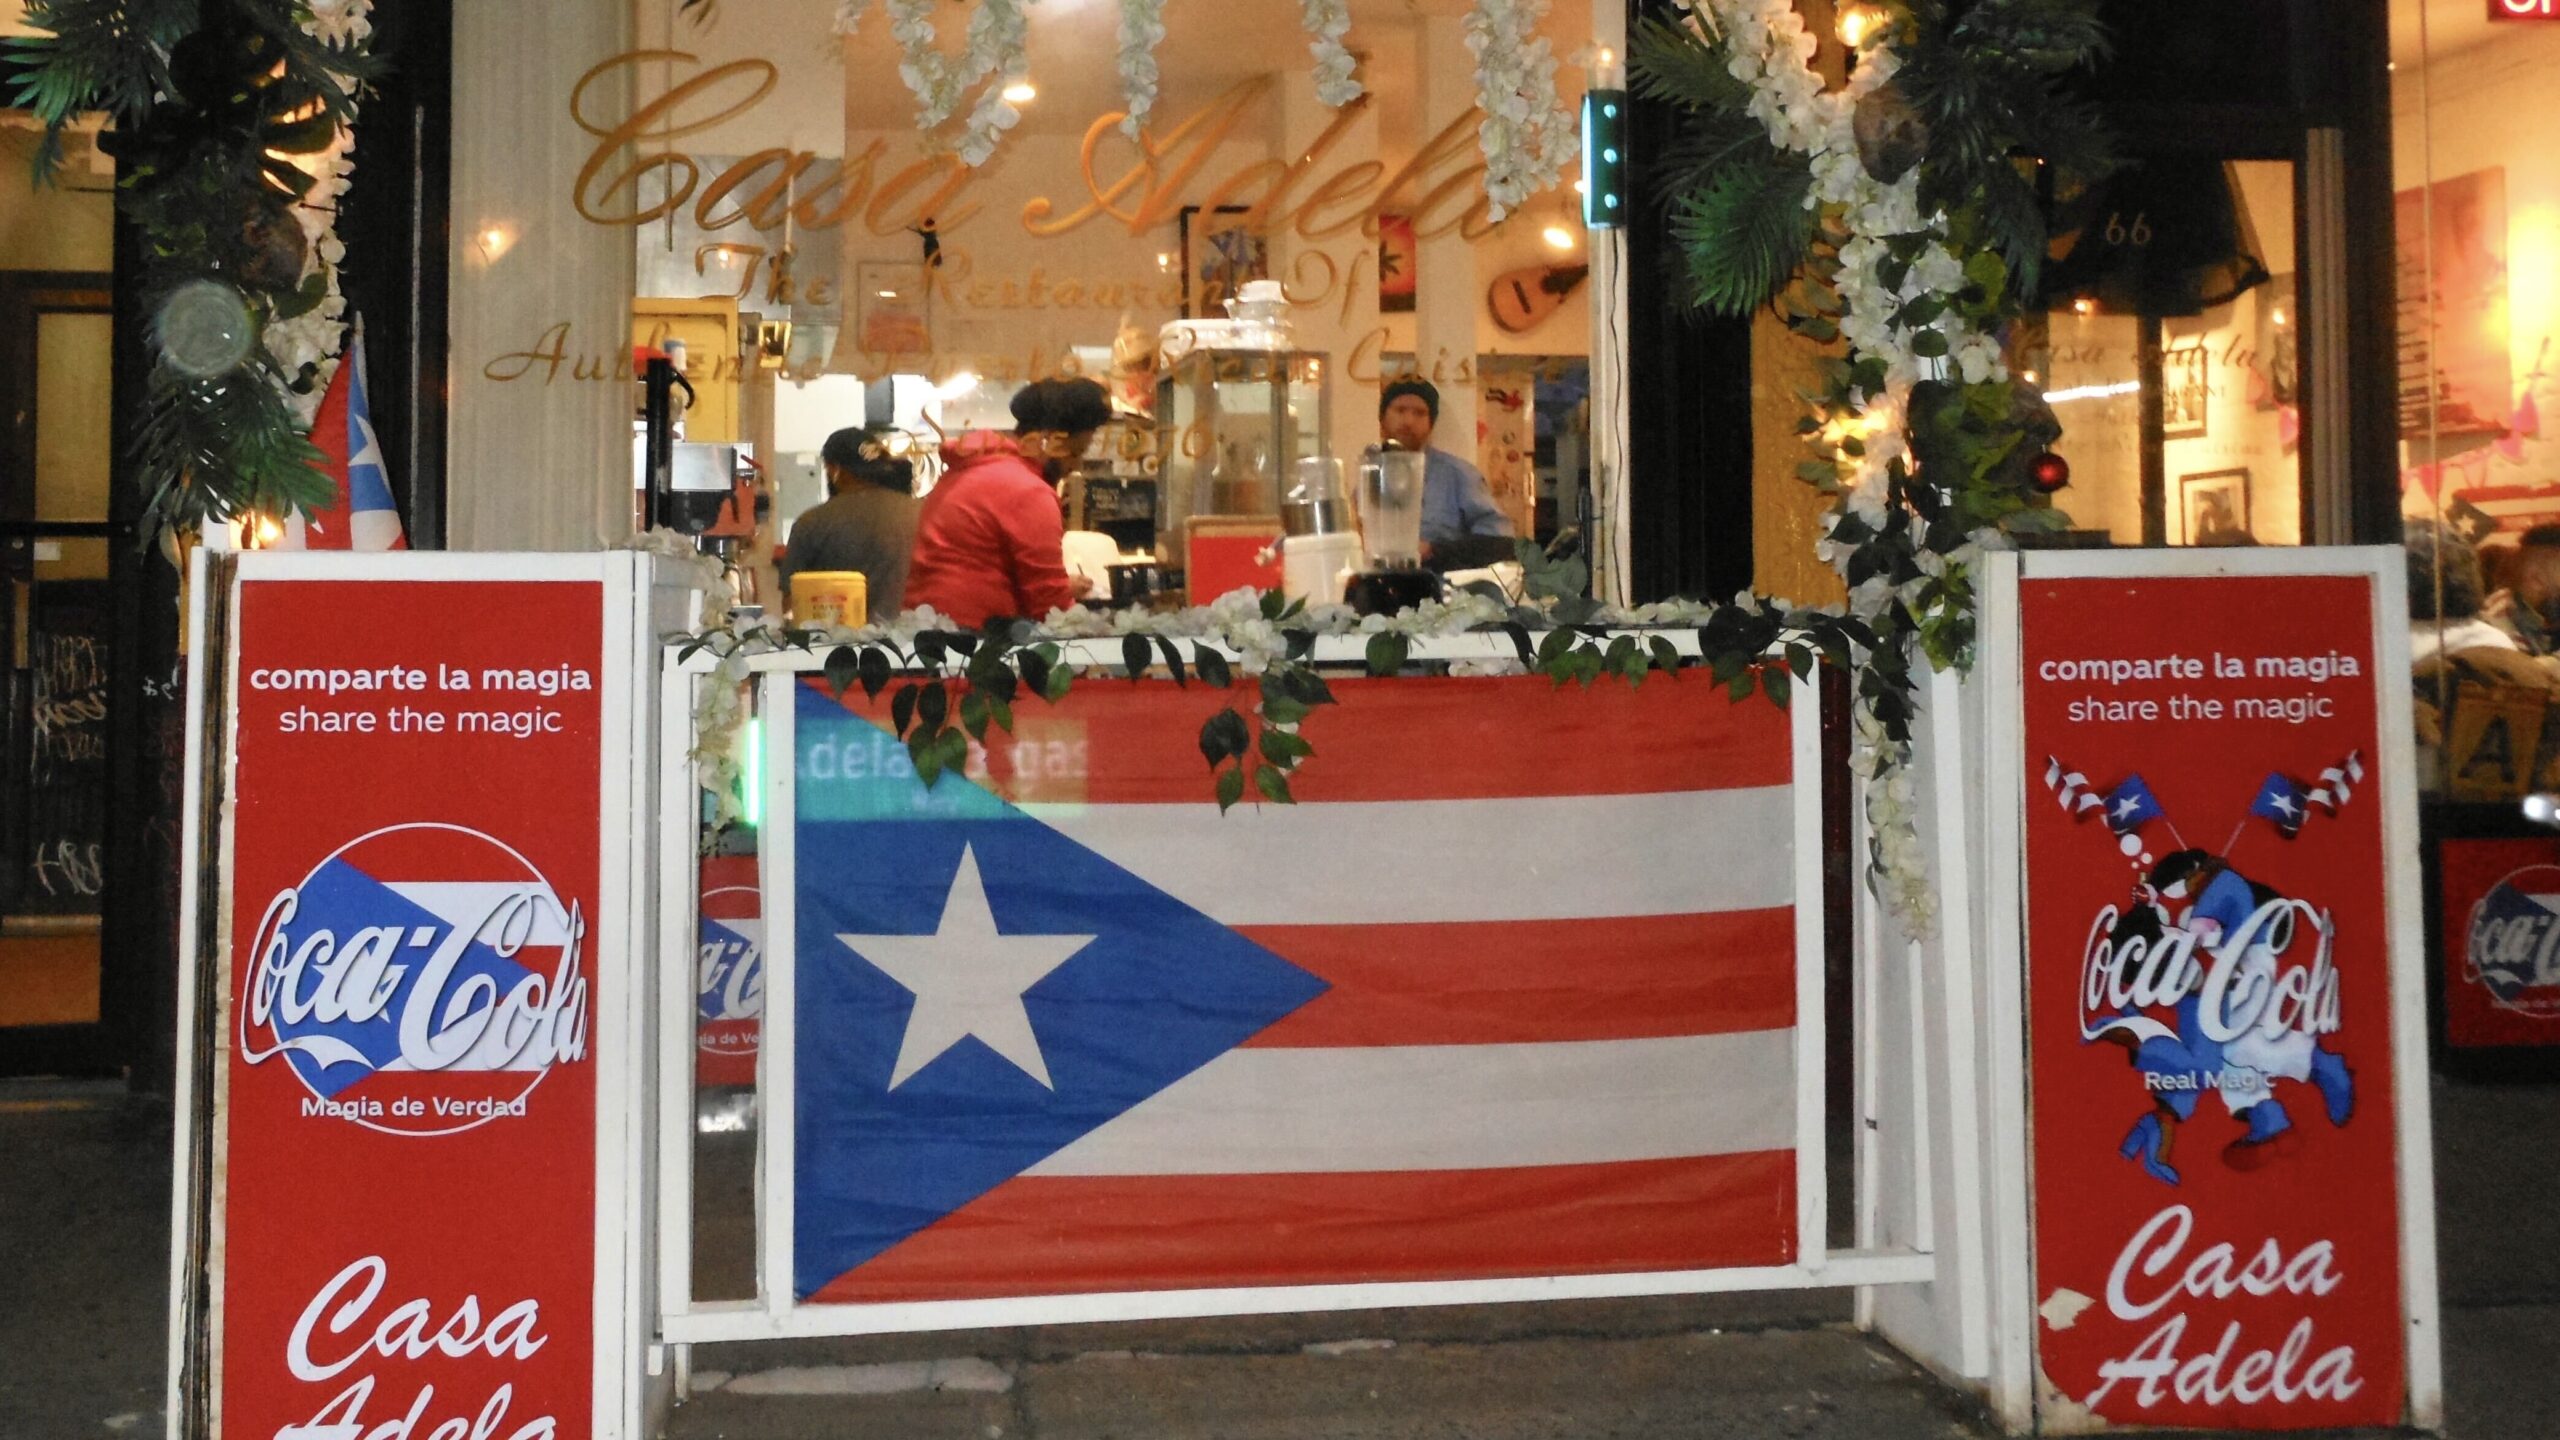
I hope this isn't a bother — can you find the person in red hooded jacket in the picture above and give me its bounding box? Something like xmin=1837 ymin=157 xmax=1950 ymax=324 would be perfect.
xmin=902 ymin=378 xmax=1108 ymax=627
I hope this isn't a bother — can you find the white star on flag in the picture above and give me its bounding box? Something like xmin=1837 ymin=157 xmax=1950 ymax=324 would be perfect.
xmin=2111 ymin=796 xmax=2142 ymax=822
xmin=2266 ymin=788 xmax=2299 ymax=819
xmin=349 ymin=408 xmax=385 ymax=477
xmin=839 ymin=844 xmax=1096 ymax=1091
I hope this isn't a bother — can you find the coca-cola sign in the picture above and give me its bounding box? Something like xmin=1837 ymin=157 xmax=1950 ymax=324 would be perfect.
xmin=242 ymin=823 xmax=591 ymax=1135
xmin=2020 ymin=569 xmax=2411 ymax=1431
xmin=697 ymin=855 xmax=762 ymax=1086
xmin=214 ymin=573 xmax=607 ymax=1440
xmin=2463 ymin=865 xmax=2560 ymax=1020
xmin=2441 ymin=843 xmax=2560 ymax=1049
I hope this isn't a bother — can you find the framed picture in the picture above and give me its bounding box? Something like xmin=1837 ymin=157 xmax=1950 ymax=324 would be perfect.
xmin=1378 ymin=214 xmax=1417 ymax=314
xmin=2162 ymin=343 xmax=2209 ymax=439
xmin=856 ymin=261 xmax=930 ymax=357
xmin=2255 ymin=273 xmax=2297 ymax=410
xmin=1180 ymin=206 xmax=1269 ymax=318
xmin=2179 ymin=467 xmax=2253 ymax=546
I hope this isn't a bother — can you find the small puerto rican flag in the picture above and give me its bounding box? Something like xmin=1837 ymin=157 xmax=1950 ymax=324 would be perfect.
xmin=283 ymin=316 xmax=407 ymax=551
xmin=2099 ymin=775 xmax=2164 ymax=835
xmin=2251 ymin=772 xmax=2312 ymax=838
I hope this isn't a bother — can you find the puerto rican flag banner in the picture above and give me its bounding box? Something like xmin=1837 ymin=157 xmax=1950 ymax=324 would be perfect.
xmin=790 ymin=674 xmax=1801 ymax=1303
xmin=285 ymin=317 xmax=407 ymax=552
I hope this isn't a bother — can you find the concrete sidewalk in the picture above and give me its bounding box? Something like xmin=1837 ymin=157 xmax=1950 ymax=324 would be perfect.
xmin=4 ymin=1075 xmax=2553 ymax=1439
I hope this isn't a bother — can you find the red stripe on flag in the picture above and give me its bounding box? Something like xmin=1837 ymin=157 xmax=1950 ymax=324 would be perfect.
xmin=807 ymin=1151 xmax=1796 ymax=1304
xmin=811 ymin=672 xmax=1792 ymax=803
xmin=1235 ymin=910 xmax=1795 ymax=1047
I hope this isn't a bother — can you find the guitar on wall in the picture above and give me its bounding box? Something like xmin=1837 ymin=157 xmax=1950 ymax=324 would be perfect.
xmin=1487 ymin=263 xmax=1590 ymax=334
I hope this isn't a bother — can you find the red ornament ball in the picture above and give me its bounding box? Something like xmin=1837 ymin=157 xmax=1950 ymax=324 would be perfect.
xmin=2029 ymin=451 xmax=2071 ymax=492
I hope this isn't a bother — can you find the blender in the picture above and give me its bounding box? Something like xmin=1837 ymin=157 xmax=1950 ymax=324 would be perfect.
xmin=1278 ymin=456 xmax=1360 ymax=606
xmin=1344 ymin=447 xmax=1444 ymax=616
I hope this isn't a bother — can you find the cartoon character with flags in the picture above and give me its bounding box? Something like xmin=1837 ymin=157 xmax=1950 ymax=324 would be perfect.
xmin=2049 ymin=754 xmax=2359 ymax=1186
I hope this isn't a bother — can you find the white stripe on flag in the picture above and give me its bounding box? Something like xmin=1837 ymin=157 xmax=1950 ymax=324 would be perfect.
xmin=1026 ymin=1029 xmax=1797 ymax=1176
xmin=1021 ymin=788 xmax=1795 ymax=926
xmin=382 ymin=883 xmax=576 ymax=944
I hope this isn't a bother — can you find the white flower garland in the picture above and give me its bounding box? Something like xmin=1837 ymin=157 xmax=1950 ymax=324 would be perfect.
xmin=267 ymin=0 xmax=372 ymax=425
xmin=953 ymin=0 xmax=1035 ymax=165
xmin=1116 ymin=0 xmax=1168 ymax=136
xmin=1464 ymin=0 xmax=1578 ymax=220
xmin=1296 ymin=0 xmax=1364 ymax=107
xmin=838 ymin=0 xmax=1034 ymax=167
xmin=1683 ymin=0 xmax=2021 ymax=933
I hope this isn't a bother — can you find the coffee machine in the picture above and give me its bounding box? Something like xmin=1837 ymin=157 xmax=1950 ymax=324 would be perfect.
xmin=1343 ymin=447 xmax=1443 ymax=616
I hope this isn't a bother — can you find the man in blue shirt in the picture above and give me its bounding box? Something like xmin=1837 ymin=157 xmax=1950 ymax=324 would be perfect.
xmin=1376 ymin=379 xmax=1514 ymax=558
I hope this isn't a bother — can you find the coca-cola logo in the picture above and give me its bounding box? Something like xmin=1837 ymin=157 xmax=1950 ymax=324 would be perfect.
xmin=241 ymin=823 xmax=590 ymax=1136
xmin=697 ymin=883 xmax=763 ymax=1053
xmin=2081 ymin=896 xmax=2341 ymax=1048
xmin=2465 ymin=865 xmax=2560 ymax=1019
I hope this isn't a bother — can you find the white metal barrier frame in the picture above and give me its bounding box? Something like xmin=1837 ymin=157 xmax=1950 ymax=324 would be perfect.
xmin=649 ymin=632 xmax=1988 ymax=1354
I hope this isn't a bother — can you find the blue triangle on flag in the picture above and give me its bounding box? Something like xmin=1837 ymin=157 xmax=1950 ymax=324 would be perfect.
xmin=791 ymin=682 xmax=1328 ymax=1299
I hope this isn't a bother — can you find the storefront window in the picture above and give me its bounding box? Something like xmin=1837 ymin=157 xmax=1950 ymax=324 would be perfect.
xmin=442 ymin=0 xmax=1628 ymax=1295
xmin=2023 ymin=159 xmax=2303 ymax=547
xmin=448 ymin=0 xmax=1614 ymax=583
xmin=2390 ymin=1 xmax=2560 ymax=797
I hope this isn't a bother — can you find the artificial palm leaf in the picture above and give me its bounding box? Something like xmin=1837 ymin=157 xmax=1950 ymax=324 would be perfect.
xmin=1649 ymin=109 xmax=1777 ymax=215
xmin=1628 ymin=15 xmax=1753 ymax=115
xmin=1670 ymin=152 xmax=1817 ymax=317
xmin=1949 ymin=0 xmax=2111 ymax=75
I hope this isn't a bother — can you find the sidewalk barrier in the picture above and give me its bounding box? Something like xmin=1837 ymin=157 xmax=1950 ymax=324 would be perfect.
xmin=169 ymin=551 xmax=695 ymax=1440
xmin=169 ymin=546 xmax=2444 ymax=1437
xmin=652 ymin=639 xmax=1958 ymax=1360
xmin=1872 ymin=547 xmax=2444 ymax=1434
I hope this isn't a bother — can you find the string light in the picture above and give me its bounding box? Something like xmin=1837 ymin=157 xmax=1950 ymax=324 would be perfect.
xmin=1002 ymin=80 xmax=1037 ymax=105
xmin=1836 ymin=2 xmax=1889 ymax=48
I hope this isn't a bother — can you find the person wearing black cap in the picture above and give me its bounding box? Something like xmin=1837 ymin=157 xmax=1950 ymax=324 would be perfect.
xmin=904 ymin=377 xmax=1109 ymax=627
xmin=779 ymin=425 xmax=919 ymax=617
xmin=1377 ymin=377 xmax=1514 ymax=558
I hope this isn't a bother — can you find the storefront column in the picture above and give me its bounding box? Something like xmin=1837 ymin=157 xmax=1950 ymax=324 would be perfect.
xmin=1278 ymin=86 xmax=1383 ymax=472
xmin=447 ymin=0 xmax=639 ymax=550
xmin=1415 ymin=13 xmax=1479 ymax=467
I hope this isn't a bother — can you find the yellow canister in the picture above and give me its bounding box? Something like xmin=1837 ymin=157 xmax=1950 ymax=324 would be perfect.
xmin=789 ymin=571 xmax=869 ymax=629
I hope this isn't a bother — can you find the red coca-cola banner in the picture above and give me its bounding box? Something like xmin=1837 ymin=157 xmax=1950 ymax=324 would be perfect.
xmin=2021 ymin=572 xmax=2407 ymax=1428
xmin=2438 ymin=837 xmax=2560 ymax=1049
xmin=697 ymin=854 xmax=762 ymax=1086
xmin=223 ymin=578 xmax=604 ymax=1439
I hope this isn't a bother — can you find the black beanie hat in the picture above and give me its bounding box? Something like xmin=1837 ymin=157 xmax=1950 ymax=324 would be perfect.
xmin=1380 ymin=377 xmax=1440 ymax=423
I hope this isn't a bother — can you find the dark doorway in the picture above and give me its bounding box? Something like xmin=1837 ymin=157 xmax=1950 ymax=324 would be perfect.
xmin=0 ymin=269 xmax=118 ymax=1076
